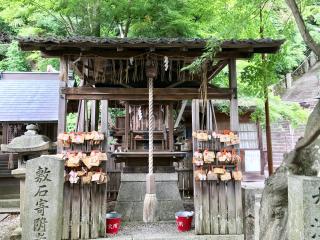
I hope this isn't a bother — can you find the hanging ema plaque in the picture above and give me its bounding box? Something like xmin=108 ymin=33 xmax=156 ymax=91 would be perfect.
xmin=23 ymin=156 xmax=64 ymax=240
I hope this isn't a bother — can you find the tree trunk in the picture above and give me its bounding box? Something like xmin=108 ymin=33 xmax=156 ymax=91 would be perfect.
xmin=286 ymin=0 xmax=320 ymax=57
xmin=259 ymin=101 xmax=320 ymax=240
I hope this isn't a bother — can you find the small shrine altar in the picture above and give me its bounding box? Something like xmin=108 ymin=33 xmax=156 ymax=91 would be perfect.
xmin=18 ymin=37 xmax=283 ymax=238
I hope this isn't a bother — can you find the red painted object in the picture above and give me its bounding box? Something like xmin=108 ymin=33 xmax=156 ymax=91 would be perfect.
xmin=175 ymin=211 xmax=194 ymax=232
xmin=106 ymin=212 xmax=121 ymax=234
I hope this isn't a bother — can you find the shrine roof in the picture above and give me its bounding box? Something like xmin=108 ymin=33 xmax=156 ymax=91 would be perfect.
xmin=0 ymin=72 xmax=59 ymax=122
xmin=18 ymin=37 xmax=284 ymax=57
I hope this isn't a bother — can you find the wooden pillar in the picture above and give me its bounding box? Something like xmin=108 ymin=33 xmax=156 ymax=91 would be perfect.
xmin=100 ymin=100 xmax=108 ymax=236
xmin=229 ymin=59 xmax=239 ymax=132
xmin=90 ymin=100 xmax=100 ymax=131
xmin=124 ymin=102 xmax=129 ymax=151
xmin=2 ymin=123 xmax=8 ymax=144
xmin=168 ymin=103 xmax=174 ymax=151
xmin=192 ymin=100 xmax=202 ymax=234
xmin=58 ymin=56 xmax=68 ymax=153
xmin=101 ymin=100 xmax=109 ymax=154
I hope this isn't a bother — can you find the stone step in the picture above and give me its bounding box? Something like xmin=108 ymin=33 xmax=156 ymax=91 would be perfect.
xmin=0 ymin=207 xmax=20 ymax=213
xmin=0 ymin=199 xmax=20 ymax=208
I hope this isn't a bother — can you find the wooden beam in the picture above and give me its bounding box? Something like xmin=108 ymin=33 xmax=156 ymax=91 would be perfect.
xmin=207 ymin=60 xmax=229 ymax=80
xmin=229 ymin=59 xmax=239 ymax=131
xmin=39 ymin=48 xmax=255 ymax=60
xmin=62 ymin=87 xmax=232 ymax=100
xmin=174 ymin=100 xmax=188 ymax=128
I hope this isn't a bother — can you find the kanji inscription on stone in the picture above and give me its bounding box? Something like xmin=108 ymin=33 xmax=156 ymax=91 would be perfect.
xmin=22 ymin=156 xmax=64 ymax=240
xmin=288 ymin=176 xmax=320 ymax=240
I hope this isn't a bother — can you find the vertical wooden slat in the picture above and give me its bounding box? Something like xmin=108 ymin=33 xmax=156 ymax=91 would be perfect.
xmin=77 ymin=100 xmax=85 ymax=132
xmin=227 ymin=181 xmax=237 ymax=234
xmin=218 ymin=182 xmax=227 ymax=234
xmin=210 ymin=181 xmax=219 ymax=234
xmin=202 ymin=181 xmax=210 ymax=234
xmin=90 ymin=100 xmax=100 ymax=131
xmin=195 ymin=181 xmax=203 ymax=234
xmin=99 ymin=184 xmax=107 ymax=237
xmin=62 ymin=183 xmax=71 ymax=239
xmin=80 ymin=184 xmax=90 ymax=239
xmin=90 ymin=184 xmax=99 ymax=238
xmin=235 ymin=181 xmax=243 ymax=234
xmin=168 ymin=103 xmax=174 ymax=151
xmin=124 ymin=102 xmax=129 ymax=150
xmin=71 ymin=184 xmax=81 ymax=239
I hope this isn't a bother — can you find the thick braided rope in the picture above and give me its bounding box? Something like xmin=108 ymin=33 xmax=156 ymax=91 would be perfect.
xmin=148 ymin=77 xmax=154 ymax=174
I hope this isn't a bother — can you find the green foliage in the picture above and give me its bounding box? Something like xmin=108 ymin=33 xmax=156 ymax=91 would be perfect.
xmin=181 ymin=38 xmax=221 ymax=74
xmin=251 ymin=95 xmax=310 ymax=128
xmin=66 ymin=113 xmax=77 ymax=132
xmin=0 ymin=41 xmax=30 ymax=71
xmin=108 ymin=108 xmax=125 ymax=125
xmin=215 ymin=95 xmax=309 ymax=128
xmin=240 ymin=55 xmax=279 ymax=98
xmin=27 ymin=52 xmax=59 ymax=72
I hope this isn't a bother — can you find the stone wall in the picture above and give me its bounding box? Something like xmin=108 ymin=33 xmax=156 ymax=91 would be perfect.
xmin=263 ymin=120 xmax=305 ymax=170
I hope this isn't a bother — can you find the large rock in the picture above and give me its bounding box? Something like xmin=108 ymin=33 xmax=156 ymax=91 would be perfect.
xmin=22 ymin=156 xmax=64 ymax=240
xmin=259 ymin=101 xmax=320 ymax=240
xmin=288 ymin=176 xmax=320 ymax=240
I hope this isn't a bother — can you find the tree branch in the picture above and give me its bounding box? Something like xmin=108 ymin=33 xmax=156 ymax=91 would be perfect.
xmin=286 ymin=0 xmax=320 ymax=57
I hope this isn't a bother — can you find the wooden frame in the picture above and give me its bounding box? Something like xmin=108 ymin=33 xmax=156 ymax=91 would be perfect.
xmin=62 ymin=87 xmax=233 ymax=100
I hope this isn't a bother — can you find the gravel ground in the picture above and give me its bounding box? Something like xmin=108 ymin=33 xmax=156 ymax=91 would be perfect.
xmin=103 ymin=221 xmax=196 ymax=239
xmin=0 ymin=214 xmax=20 ymax=240
xmin=99 ymin=221 xmax=243 ymax=240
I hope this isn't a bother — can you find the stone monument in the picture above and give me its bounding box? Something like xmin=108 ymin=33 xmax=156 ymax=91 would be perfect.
xmin=22 ymin=155 xmax=64 ymax=240
xmin=288 ymin=175 xmax=320 ymax=240
xmin=0 ymin=124 xmax=54 ymax=227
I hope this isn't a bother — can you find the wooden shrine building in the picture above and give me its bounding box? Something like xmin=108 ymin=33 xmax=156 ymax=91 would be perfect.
xmin=18 ymin=37 xmax=283 ymax=237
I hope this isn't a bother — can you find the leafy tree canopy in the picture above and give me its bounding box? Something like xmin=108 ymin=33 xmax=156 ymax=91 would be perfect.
xmin=0 ymin=0 xmax=318 ymax=126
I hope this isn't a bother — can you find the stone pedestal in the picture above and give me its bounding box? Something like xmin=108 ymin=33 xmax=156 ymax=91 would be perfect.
xmin=288 ymin=175 xmax=320 ymax=240
xmin=115 ymin=173 xmax=184 ymax=221
xmin=11 ymin=167 xmax=26 ymax=226
xmin=242 ymin=183 xmax=264 ymax=240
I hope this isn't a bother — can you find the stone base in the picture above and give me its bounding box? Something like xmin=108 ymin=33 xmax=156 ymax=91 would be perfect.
xmin=115 ymin=173 xmax=184 ymax=221
xmin=242 ymin=182 xmax=264 ymax=240
xmin=97 ymin=235 xmax=244 ymax=240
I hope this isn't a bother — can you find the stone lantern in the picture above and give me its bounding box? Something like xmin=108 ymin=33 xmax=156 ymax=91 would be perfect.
xmin=0 ymin=124 xmax=53 ymax=226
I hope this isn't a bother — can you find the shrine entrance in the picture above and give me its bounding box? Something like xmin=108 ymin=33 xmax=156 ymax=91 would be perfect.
xmin=19 ymin=37 xmax=283 ymax=239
